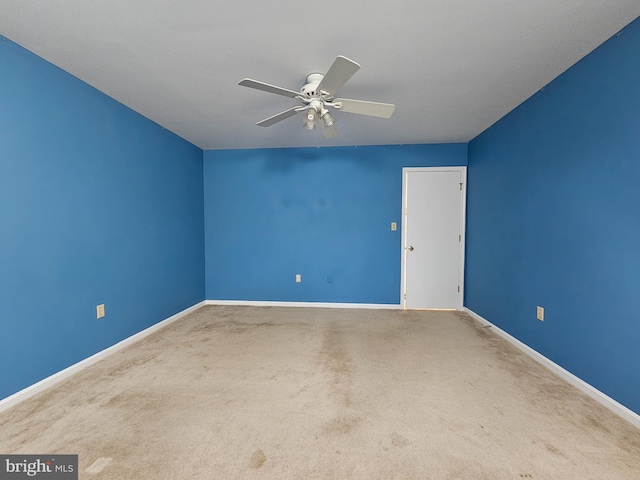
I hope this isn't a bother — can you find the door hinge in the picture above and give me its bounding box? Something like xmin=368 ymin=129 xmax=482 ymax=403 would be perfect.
xmin=459 ymin=234 xmax=461 ymax=242
xmin=458 ymin=286 xmax=460 ymax=293
xmin=460 ymin=183 xmax=463 ymax=191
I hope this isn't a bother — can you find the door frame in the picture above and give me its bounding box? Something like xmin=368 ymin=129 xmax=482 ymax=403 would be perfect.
xmin=400 ymin=166 xmax=467 ymax=310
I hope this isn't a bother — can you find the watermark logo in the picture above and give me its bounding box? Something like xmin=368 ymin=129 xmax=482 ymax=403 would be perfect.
xmin=0 ymin=455 xmax=77 ymax=479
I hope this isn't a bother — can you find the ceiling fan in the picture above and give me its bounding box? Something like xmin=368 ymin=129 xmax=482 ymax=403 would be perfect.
xmin=238 ymin=56 xmax=395 ymax=138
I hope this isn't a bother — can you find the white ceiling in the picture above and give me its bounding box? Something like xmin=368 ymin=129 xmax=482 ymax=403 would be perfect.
xmin=1 ymin=1 xmax=639 ymax=150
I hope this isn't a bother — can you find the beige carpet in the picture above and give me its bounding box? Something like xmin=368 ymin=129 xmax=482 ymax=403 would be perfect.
xmin=1 ymin=306 xmax=639 ymax=479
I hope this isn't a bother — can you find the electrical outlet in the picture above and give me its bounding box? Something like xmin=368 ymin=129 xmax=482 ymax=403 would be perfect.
xmin=96 ymin=304 xmax=105 ymax=319
xmin=537 ymin=306 xmax=544 ymax=322
xmin=391 ymin=222 xmax=397 ymax=231
xmin=295 ymin=274 xmax=302 ymax=283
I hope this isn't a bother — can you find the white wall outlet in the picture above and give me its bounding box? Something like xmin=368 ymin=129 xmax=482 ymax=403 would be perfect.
xmin=97 ymin=304 xmax=105 ymax=319
xmin=391 ymin=222 xmax=397 ymax=231
xmin=295 ymin=274 xmax=302 ymax=283
xmin=537 ymin=306 xmax=544 ymax=322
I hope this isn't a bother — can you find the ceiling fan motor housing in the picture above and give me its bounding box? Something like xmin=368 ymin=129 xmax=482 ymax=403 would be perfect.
xmin=301 ymin=73 xmax=325 ymax=97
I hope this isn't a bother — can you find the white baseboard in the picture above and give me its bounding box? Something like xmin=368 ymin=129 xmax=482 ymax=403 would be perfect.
xmin=206 ymin=299 xmax=403 ymax=309
xmin=464 ymin=307 xmax=640 ymax=429
xmin=0 ymin=301 xmax=206 ymax=413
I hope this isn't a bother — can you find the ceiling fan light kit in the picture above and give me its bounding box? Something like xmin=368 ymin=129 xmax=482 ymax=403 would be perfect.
xmin=239 ymin=56 xmax=395 ymax=138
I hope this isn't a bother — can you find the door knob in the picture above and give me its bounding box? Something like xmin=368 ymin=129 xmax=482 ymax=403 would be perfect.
xmin=407 ymin=246 xmax=414 ymax=251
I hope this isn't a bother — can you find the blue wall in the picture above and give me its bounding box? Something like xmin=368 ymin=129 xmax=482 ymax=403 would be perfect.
xmin=465 ymin=18 xmax=640 ymax=413
xmin=0 ymin=37 xmax=205 ymax=400
xmin=204 ymin=145 xmax=466 ymax=304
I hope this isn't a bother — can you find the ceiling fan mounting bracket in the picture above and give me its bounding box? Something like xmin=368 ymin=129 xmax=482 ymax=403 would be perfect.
xmin=305 ymin=73 xmax=324 ymax=84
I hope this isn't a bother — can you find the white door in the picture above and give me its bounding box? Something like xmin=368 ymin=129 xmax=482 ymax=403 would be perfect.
xmin=402 ymin=167 xmax=466 ymax=309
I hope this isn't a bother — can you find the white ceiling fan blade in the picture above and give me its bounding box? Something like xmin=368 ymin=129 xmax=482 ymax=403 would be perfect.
xmin=256 ymin=106 xmax=301 ymax=127
xmin=321 ymin=122 xmax=339 ymax=138
xmin=316 ymin=56 xmax=360 ymax=96
xmin=239 ymin=78 xmax=300 ymax=98
xmin=333 ymin=98 xmax=395 ymax=118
